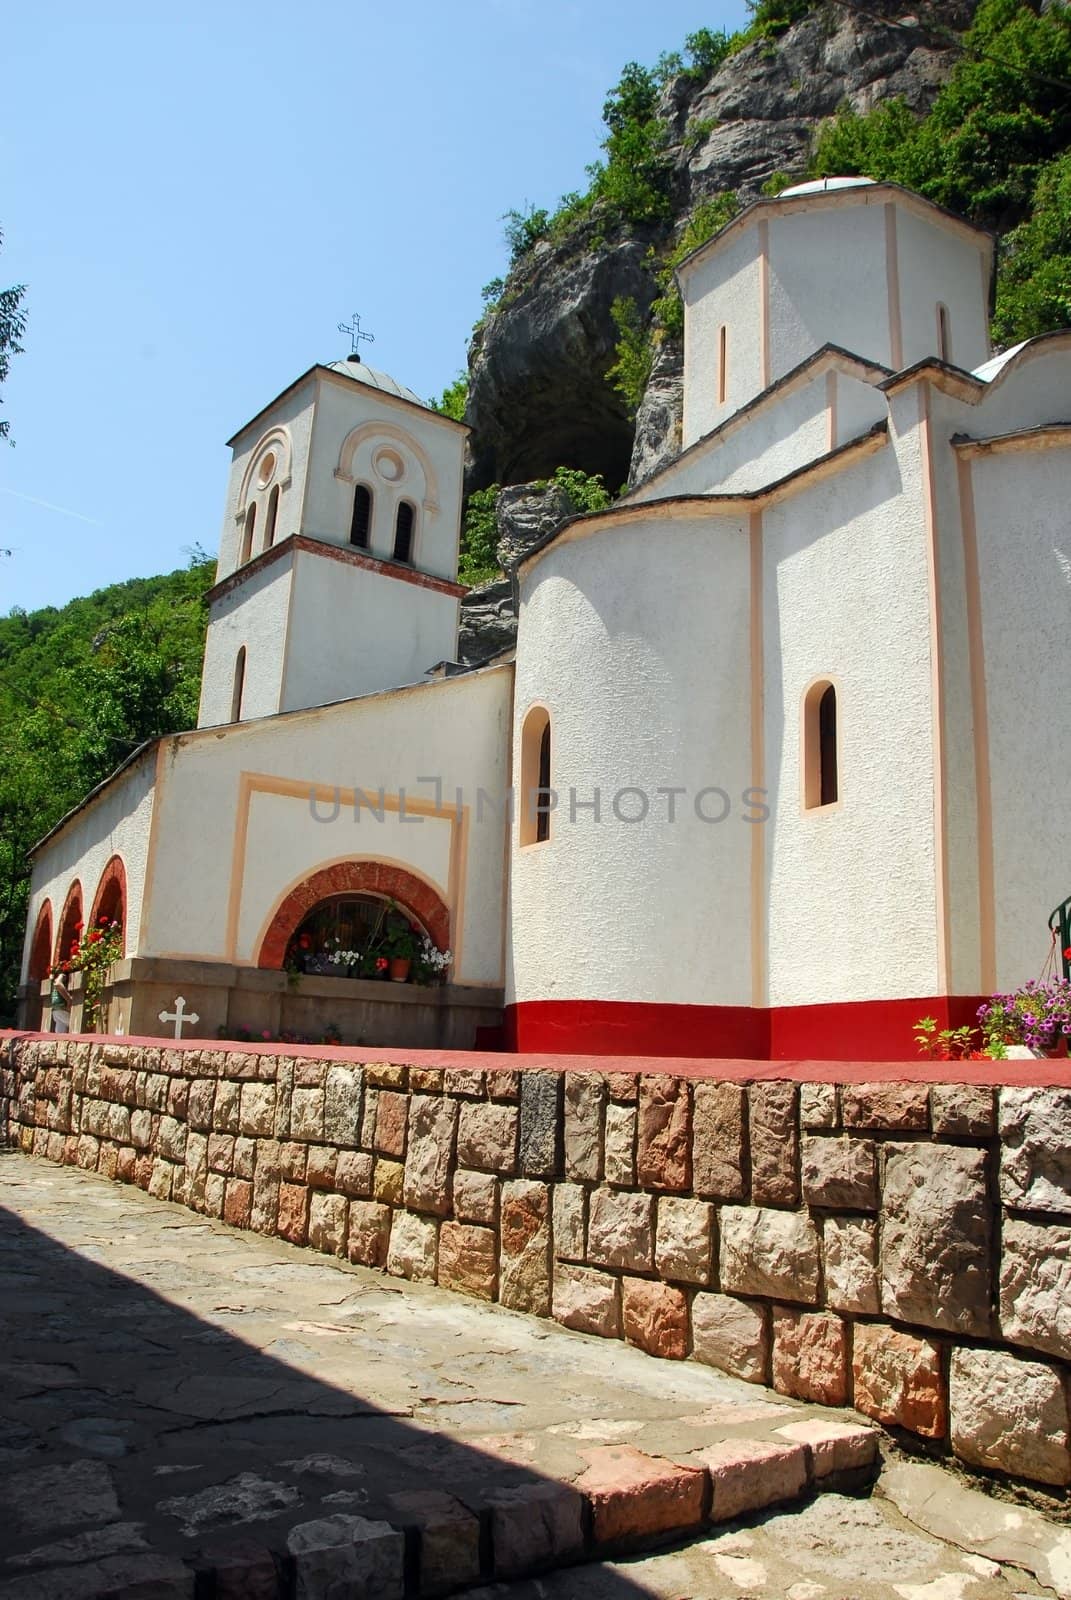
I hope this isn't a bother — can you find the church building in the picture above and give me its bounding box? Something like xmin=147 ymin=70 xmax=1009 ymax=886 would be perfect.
xmin=19 ymin=178 xmax=1071 ymax=1059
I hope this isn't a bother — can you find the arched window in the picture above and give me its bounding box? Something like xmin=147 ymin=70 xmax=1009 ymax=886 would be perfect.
xmin=937 ymin=303 xmax=951 ymax=363
xmin=718 ymin=324 xmax=728 ymax=405
xmin=231 ymin=646 xmax=247 ymax=723
xmin=240 ymin=503 xmax=256 ymax=564
xmin=394 ymin=501 xmax=415 ymax=564
xmin=263 ymin=484 xmax=280 ymax=550
xmin=29 ymin=901 xmax=53 ymax=984
xmin=350 ymin=484 xmax=372 ymax=548
xmin=803 ymin=680 xmax=838 ymax=810
xmin=283 ymin=894 xmax=429 ymax=979
xmin=56 ymin=882 xmax=84 ymax=970
xmin=520 ymin=705 xmax=553 ymax=846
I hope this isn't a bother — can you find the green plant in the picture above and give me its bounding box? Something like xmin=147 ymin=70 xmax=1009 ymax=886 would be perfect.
xmin=606 ymin=296 xmax=653 ymax=416
xmin=58 ymin=916 xmax=124 ymax=1031
xmin=913 ymin=1016 xmax=983 ymax=1060
xmin=761 ymin=170 xmax=798 ymax=196
xmin=547 ymin=465 xmax=612 ymax=513
xmin=683 ymin=27 xmax=734 ymax=77
xmin=503 ymin=204 xmax=550 ymax=264
xmin=430 ymin=373 xmax=467 ymax=421
xmin=993 ymin=151 xmax=1071 ymax=342
xmin=978 ymin=974 xmax=1071 ymax=1054
xmin=684 ymin=116 xmax=718 ymax=153
xmin=650 ymin=193 xmax=741 ymax=337
xmin=458 ymin=484 xmax=501 ymax=587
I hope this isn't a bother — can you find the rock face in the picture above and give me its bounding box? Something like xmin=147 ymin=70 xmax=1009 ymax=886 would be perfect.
xmin=465 ymin=0 xmax=975 ymax=494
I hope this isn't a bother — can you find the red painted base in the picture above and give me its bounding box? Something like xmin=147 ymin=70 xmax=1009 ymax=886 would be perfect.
xmin=504 ymin=995 xmax=987 ymax=1063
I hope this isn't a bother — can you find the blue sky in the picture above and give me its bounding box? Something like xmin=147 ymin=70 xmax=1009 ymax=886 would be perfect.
xmin=2 ymin=0 xmax=749 ymax=614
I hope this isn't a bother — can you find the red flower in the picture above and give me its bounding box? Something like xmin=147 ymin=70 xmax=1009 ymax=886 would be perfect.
xmin=99 ymin=915 xmax=110 ymax=926
xmin=1064 ymin=947 xmax=1071 ymax=961
xmin=298 ymin=934 xmax=311 ymax=950
xmin=73 ymin=921 xmax=83 ymax=932
xmin=88 ymin=930 xmax=101 ymax=943
xmin=376 ymin=957 xmax=389 ymax=971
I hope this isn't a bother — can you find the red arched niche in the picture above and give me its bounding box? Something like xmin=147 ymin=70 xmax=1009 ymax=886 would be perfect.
xmin=258 ymin=860 xmax=451 ymax=970
xmin=55 ymin=881 xmax=84 ymax=969
xmin=28 ymin=900 xmax=53 ymax=982
xmin=89 ymin=855 xmax=127 ymax=950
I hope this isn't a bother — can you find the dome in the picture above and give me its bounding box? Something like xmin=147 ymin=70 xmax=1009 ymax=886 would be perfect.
xmin=779 ymin=176 xmax=877 ymax=197
xmin=326 ymin=356 xmax=427 ymax=409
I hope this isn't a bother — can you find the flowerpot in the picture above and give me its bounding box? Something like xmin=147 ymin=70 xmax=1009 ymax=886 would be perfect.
xmin=389 ymin=958 xmax=411 ymax=983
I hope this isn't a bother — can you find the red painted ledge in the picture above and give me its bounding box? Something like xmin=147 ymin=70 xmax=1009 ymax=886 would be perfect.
xmin=5 ymin=1029 xmax=1071 ymax=1089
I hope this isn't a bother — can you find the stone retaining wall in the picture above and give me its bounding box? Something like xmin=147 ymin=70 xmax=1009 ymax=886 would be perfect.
xmin=5 ymin=1036 xmax=1071 ymax=1493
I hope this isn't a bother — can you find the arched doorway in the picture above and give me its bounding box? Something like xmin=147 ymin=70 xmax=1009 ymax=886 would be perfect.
xmin=257 ymin=861 xmax=450 ymax=972
xmin=55 ymin=881 xmax=84 ymax=971
xmin=25 ymin=900 xmax=53 ymax=1029
xmin=89 ymin=855 xmax=127 ymax=949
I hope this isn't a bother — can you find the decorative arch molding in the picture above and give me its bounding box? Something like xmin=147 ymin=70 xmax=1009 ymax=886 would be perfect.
xmin=28 ymin=900 xmax=53 ymax=982
xmin=235 ymin=425 xmax=294 ymax=519
xmin=334 ymin=421 xmax=439 ymax=514
xmin=256 ymin=858 xmax=451 ymax=970
xmin=89 ymin=855 xmax=128 ymax=950
xmin=55 ymin=880 xmax=84 ymax=966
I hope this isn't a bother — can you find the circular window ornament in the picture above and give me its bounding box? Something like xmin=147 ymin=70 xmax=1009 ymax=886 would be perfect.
xmin=257 ymin=451 xmax=277 ymax=487
xmin=373 ymin=448 xmax=405 ymax=483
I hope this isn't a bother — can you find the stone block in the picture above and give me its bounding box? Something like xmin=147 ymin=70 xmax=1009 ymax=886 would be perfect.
xmin=287 ymin=1512 xmax=404 ymax=1600
xmin=655 ymin=1196 xmax=714 ymax=1285
xmin=157 ymin=1115 xmax=187 ymax=1163
xmin=605 ymin=1071 xmax=638 ymax=1102
xmin=453 ymin=1167 xmax=497 ymax=1224
xmin=409 ymin=1067 xmax=444 ymax=1093
xmin=931 ymin=1083 xmax=995 ymax=1136
xmin=239 ymin=1081 xmax=276 ymax=1138
xmin=207 ymin=1133 xmax=234 ymax=1175
xmin=215 ymin=1079 xmax=241 ymax=1133
xmin=347 ymin=1201 xmax=392 ymax=1268
xmin=148 ymin=1157 xmax=174 ymax=1198
xmin=801 ymin=1135 xmax=877 ymax=1209
xmin=950 ymin=1346 xmax=1071 ymax=1486
xmin=444 ymin=1067 xmax=484 ymax=1097
xmin=385 ymin=1489 xmax=480 ymax=1598
xmin=437 ymin=1222 xmax=497 ymax=1300
xmin=621 ymin=1278 xmax=689 ymax=1360
xmin=852 ymin=1323 xmax=946 ymax=1438
xmin=636 ymin=1074 xmax=691 ymax=1191
xmin=587 ymin=1187 xmax=654 ymax=1273
xmin=564 ymin=1072 xmax=605 ymax=1181
xmin=373 ymin=1158 xmax=404 ymax=1206
xmin=749 ymin=1080 xmax=799 ymax=1205
xmin=482 ymin=1481 xmax=583 ymax=1577
xmin=277 ymin=1182 xmax=309 ymax=1245
xmin=403 ymin=1095 xmax=457 ymax=1216
xmin=881 ymin=1143 xmax=992 ymax=1335
xmin=387 ymin=1211 xmax=438 ymax=1282
xmin=488 ymin=1069 xmax=520 ymax=1102
xmin=700 ymin=1439 xmax=809 ymax=1522
xmin=552 ymin=1263 xmax=621 ymax=1338
xmin=335 ymin=1149 xmax=373 ymax=1197
xmin=518 ymin=1071 xmax=561 ymax=1177
xmin=800 ymin=1082 xmax=838 ymax=1129
xmin=374 ymin=1090 xmax=408 ymax=1159
xmin=692 ymin=1081 xmax=746 ymax=1200
xmin=771 ymin=1306 xmax=849 ymax=1405
xmin=1000 ymin=1215 xmax=1071 ymax=1359
xmin=361 ymin=1087 xmax=379 ymax=1148
xmin=280 ymin=1140 xmax=307 ymax=1181
xmin=308 ymin=1192 xmax=348 ymax=1257
xmin=250 ymin=1174 xmax=280 ymax=1236
xmin=223 ymin=1178 xmax=254 ymax=1230
xmin=823 ymin=1215 xmax=879 ymax=1314
xmin=604 ymin=1102 xmax=636 ymax=1187
xmin=233 ymin=1136 xmax=256 ymax=1180
xmin=552 ymin=1182 xmax=586 ymax=1260
xmin=719 ymin=1205 xmax=820 ymax=1303
xmin=456 ymin=1101 xmax=518 ymax=1174
xmin=500 ymin=1179 xmax=551 ymax=1315
xmin=577 ymin=1445 xmax=706 ymax=1547
xmin=1000 ymin=1088 xmax=1071 ymax=1213
xmin=691 ymin=1293 xmax=768 ymax=1385
xmin=291 ymin=1087 xmax=325 ymax=1142
xmin=841 ymin=1082 xmax=929 ymax=1131
xmin=203 ymin=1169 xmax=224 ymax=1214
xmin=775 ymin=1418 xmax=879 ymax=1479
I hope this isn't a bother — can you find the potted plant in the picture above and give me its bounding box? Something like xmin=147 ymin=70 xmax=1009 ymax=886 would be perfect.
xmin=383 ymin=922 xmax=420 ymax=983
xmin=978 ymin=975 xmax=1071 ymax=1058
xmin=412 ymin=934 xmax=453 ymax=986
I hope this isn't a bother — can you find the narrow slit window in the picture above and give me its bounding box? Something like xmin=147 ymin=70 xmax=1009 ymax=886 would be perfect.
xmin=937 ymin=303 xmax=951 ymax=363
xmin=350 ymin=484 xmax=372 ymax=548
xmin=231 ymin=646 xmax=247 ymax=723
xmin=394 ymin=501 xmax=415 ymax=563
xmin=718 ymin=324 xmax=728 ymax=405
xmin=240 ymin=504 xmax=256 ymax=565
xmin=519 ymin=706 xmax=553 ymax=846
xmin=804 ymin=680 xmax=838 ymax=810
xmin=263 ymin=484 xmax=280 ymax=550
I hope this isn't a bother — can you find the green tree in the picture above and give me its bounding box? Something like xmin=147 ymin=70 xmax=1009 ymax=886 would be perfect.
xmin=430 ymin=373 xmax=467 ymax=421
xmin=993 ymin=151 xmax=1071 ymax=341
xmin=0 ymin=228 xmax=27 ymax=444
xmin=606 ymin=296 xmax=654 ymax=416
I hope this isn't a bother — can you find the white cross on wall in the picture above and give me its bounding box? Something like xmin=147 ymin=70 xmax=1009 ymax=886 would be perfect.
xmin=159 ymin=996 xmax=200 ymax=1040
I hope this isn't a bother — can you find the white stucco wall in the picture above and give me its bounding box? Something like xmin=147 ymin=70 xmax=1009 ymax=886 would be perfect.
xmin=142 ymin=666 xmax=512 ymax=986
xmin=681 ymin=227 xmax=763 ymax=448
xmin=894 ymin=202 xmax=990 ymax=373
xmin=23 ymin=750 xmax=158 ymax=981
xmin=198 ymin=556 xmax=293 ymax=727
xmin=762 ymin=436 xmax=941 ymax=1008
xmin=219 ymin=382 xmax=316 ymax=580
xmin=281 ymin=548 xmax=459 ymax=711
xmin=510 ymin=514 xmax=754 ymax=1008
xmin=767 ymin=203 xmax=891 ymax=381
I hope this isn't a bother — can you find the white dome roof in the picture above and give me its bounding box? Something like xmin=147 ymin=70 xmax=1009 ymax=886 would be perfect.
xmin=779 ymin=176 xmax=877 ymax=197
xmin=326 ymin=357 xmax=427 ymax=409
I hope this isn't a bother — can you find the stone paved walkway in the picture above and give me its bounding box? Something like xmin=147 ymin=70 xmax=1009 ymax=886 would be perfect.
xmin=0 ymin=1148 xmax=1052 ymax=1600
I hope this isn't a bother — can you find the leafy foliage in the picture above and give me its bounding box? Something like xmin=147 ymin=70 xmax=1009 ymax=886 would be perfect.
xmin=503 ymin=204 xmax=551 ymax=265
xmin=0 ymin=228 xmax=27 ymax=445
xmin=993 ymin=151 xmax=1071 ymax=340
xmin=458 ymin=485 xmax=501 ymax=587
xmin=540 ymin=466 xmax=612 ymax=514
xmin=651 ymin=193 xmax=741 ymax=337
xmin=0 ymin=555 xmax=215 ymax=1018
xmin=430 ymin=373 xmax=467 ymax=421
xmin=606 ymin=297 xmax=654 ymax=416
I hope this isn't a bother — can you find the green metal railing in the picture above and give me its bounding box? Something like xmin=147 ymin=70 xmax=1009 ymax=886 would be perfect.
xmin=1050 ymin=896 xmax=1071 ymax=981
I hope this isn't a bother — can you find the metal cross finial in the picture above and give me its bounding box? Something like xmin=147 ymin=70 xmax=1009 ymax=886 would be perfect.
xmin=337 ymin=312 xmax=375 ymax=356
xmin=159 ymin=996 xmax=200 ymax=1040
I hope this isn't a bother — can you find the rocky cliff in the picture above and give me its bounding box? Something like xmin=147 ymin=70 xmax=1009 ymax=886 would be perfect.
xmin=465 ymin=0 xmax=976 ymax=496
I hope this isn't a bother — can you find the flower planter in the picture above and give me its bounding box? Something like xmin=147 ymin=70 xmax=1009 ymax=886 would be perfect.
xmin=389 ymin=958 xmax=411 ymax=984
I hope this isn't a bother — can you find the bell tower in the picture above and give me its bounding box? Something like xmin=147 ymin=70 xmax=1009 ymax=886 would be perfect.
xmin=197 ymin=353 xmax=469 ymax=727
